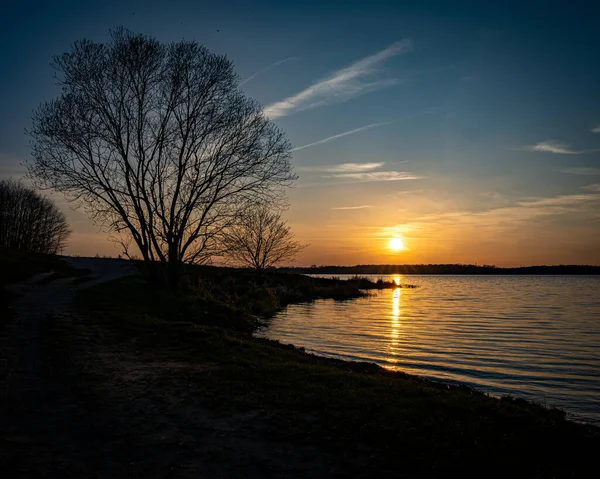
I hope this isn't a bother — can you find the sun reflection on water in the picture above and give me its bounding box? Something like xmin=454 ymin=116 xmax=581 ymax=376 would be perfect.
xmin=260 ymin=275 xmax=600 ymax=424
xmin=392 ymin=288 xmax=400 ymax=318
xmin=389 ymin=285 xmax=401 ymax=355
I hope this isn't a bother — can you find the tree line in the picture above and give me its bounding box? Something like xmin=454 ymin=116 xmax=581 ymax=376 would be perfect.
xmin=0 ymin=179 xmax=70 ymax=254
xmin=279 ymin=264 xmax=600 ymax=275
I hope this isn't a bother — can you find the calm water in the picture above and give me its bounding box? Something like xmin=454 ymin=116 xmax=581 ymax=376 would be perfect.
xmin=257 ymin=275 xmax=600 ymax=424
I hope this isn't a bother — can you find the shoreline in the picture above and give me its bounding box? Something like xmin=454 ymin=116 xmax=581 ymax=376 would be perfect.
xmin=2 ymin=254 xmax=599 ymax=476
xmin=256 ymin=279 xmax=599 ymax=427
xmin=255 ymin=332 xmax=596 ymax=427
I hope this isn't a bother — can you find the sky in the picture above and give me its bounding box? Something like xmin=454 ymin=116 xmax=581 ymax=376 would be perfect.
xmin=1 ymin=0 xmax=599 ymax=266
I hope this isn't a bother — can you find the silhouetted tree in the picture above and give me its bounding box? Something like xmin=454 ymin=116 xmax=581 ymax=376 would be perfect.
xmin=222 ymin=206 xmax=305 ymax=275
xmin=0 ymin=179 xmax=70 ymax=254
xmin=28 ymin=28 xmax=295 ymax=287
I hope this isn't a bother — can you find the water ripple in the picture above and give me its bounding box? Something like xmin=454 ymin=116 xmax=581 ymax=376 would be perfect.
xmin=256 ymin=275 xmax=600 ymax=424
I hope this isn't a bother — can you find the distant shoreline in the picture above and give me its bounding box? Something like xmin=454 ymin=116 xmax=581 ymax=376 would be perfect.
xmin=278 ymin=264 xmax=600 ymax=275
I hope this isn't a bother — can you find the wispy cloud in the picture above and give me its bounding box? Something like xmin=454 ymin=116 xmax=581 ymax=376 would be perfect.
xmin=330 ymin=205 xmax=373 ymax=210
xmin=291 ymin=109 xmax=440 ymax=153
xmin=515 ymin=194 xmax=600 ymax=209
xmin=591 ymin=125 xmax=600 ymax=133
xmin=240 ymin=56 xmax=300 ymax=86
xmin=582 ymin=184 xmax=600 ymax=191
xmin=326 ymin=171 xmax=423 ymax=182
xmin=292 ymin=121 xmax=392 ymax=152
xmin=297 ymin=162 xmax=384 ymax=173
xmin=524 ymin=140 xmax=581 ymax=155
xmin=297 ymin=161 xmax=422 ymax=185
xmin=560 ymin=167 xmax=600 ymax=175
xmin=264 ymin=40 xmax=413 ymax=119
xmin=522 ymin=140 xmax=600 ymax=155
xmin=297 ymin=171 xmax=422 ymax=187
xmin=375 ymin=193 xmax=600 ymax=237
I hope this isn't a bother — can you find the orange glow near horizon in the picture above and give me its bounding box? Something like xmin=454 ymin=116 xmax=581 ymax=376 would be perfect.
xmin=61 ymin=191 xmax=600 ymax=267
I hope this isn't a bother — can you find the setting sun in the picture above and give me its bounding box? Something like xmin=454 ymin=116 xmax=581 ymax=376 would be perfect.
xmin=389 ymin=238 xmax=404 ymax=251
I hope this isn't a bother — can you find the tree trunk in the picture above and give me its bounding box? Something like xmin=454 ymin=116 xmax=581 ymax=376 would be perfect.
xmin=167 ymin=244 xmax=182 ymax=289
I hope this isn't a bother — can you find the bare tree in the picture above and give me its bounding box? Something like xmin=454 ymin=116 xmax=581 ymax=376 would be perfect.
xmin=222 ymin=206 xmax=306 ymax=275
xmin=28 ymin=28 xmax=295 ymax=286
xmin=0 ymin=179 xmax=70 ymax=254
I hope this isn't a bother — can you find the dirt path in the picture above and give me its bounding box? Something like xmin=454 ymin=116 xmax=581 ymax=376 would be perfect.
xmin=1 ymin=258 xmax=139 ymax=476
xmin=1 ymin=259 xmax=332 ymax=477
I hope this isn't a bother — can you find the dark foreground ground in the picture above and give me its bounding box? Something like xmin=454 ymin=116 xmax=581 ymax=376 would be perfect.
xmin=1 ymin=254 xmax=599 ymax=478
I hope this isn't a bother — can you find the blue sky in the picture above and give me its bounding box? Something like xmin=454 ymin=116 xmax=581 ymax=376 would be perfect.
xmin=1 ymin=0 xmax=599 ymax=265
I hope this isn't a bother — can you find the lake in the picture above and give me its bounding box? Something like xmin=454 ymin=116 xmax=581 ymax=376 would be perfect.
xmin=256 ymin=275 xmax=600 ymax=424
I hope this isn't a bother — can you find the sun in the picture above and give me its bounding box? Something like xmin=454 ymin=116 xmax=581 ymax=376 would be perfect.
xmin=389 ymin=237 xmax=404 ymax=251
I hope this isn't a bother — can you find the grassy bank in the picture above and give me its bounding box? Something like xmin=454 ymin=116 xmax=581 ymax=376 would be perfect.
xmin=144 ymin=263 xmax=404 ymax=318
xmin=71 ymin=275 xmax=600 ymax=477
